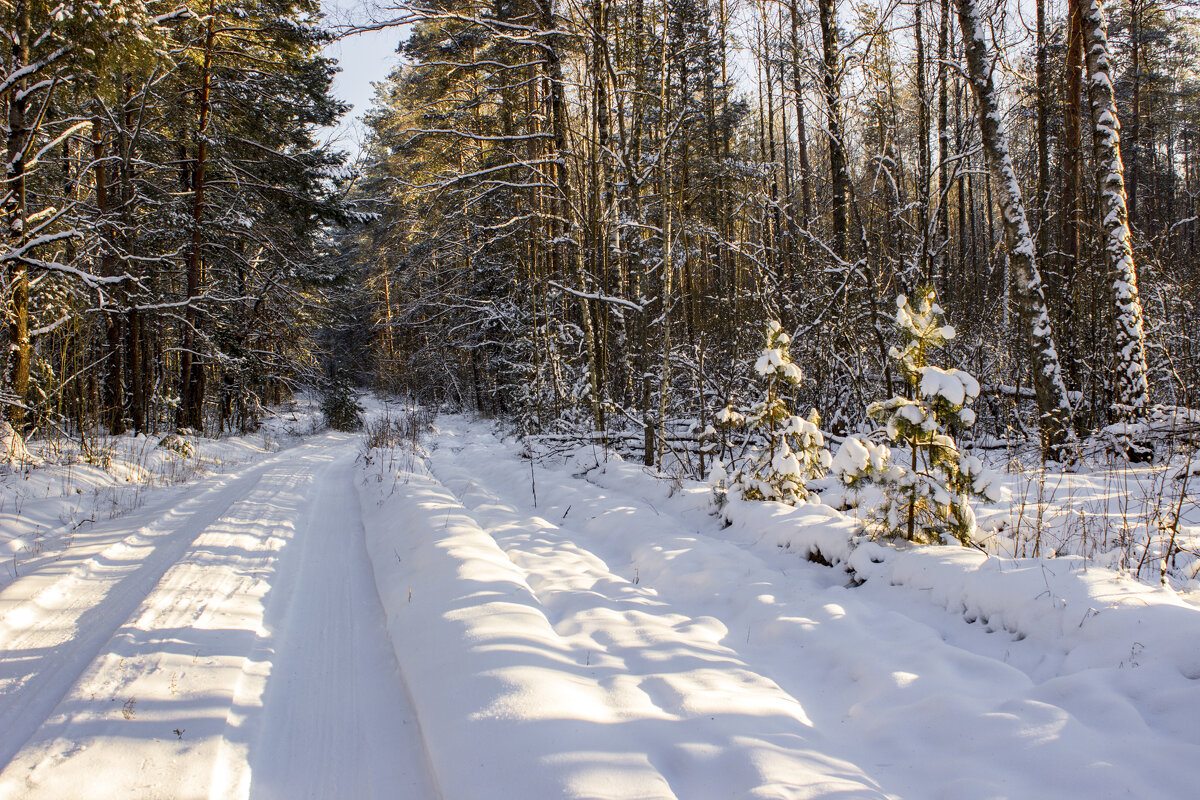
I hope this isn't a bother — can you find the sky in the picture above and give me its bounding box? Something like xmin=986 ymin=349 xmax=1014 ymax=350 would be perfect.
xmin=319 ymin=1 xmax=408 ymax=156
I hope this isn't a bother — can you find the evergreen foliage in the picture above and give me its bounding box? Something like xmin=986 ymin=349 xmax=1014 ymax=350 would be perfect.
xmin=320 ymin=374 xmax=364 ymax=432
xmin=832 ymin=291 xmax=1000 ymax=544
xmin=331 ymin=0 xmax=1200 ymax=466
xmin=4 ymin=0 xmax=1200 ymax=468
xmin=0 ymin=0 xmax=350 ymax=438
xmin=714 ymin=322 xmax=831 ymax=505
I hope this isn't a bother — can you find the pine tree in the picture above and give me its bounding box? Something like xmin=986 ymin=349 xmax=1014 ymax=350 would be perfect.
xmin=169 ymin=0 xmax=349 ymax=431
xmin=714 ymin=321 xmax=830 ymax=505
xmin=343 ymin=0 xmax=1200 ymax=466
xmin=833 ymin=290 xmax=999 ymax=544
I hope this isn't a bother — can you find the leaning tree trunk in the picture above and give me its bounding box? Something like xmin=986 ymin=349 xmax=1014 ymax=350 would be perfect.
xmin=1080 ymin=0 xmax=1151 ymax=420
xmin=956 ymin=0 xmax=1075 ymax=460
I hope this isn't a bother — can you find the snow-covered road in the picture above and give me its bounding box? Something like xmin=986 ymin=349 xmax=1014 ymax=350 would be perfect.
xmin=0 ymin=433 xmax=434 ymax=799
xmin=2 ymin=416 xmax=1197 ymax=799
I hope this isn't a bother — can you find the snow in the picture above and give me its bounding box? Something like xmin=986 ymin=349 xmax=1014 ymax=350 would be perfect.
xmin=0 ymin=402 xmax=434 ymax=799
xmin=2 ymin=400 xmax=322 ymax=577
xmin=715 ymin=404 xmax=743 ymax=426
xmin=957 ymin=0 xmax=1076 ymax=427
xmin=1178 ymin=457 xmax=1200 ymax=480
xmin=357 ymin=416 xmax=1200 ymax=798
xmin=829 ymin=435 xmax=888 ymax=483
xmin=2 ymin=408 xmax=1198 ymax=798
xmin=0 ymin=422 xmax=38 ymax=473
xmin=1080 ymin=0 xmax=1151 ymax=416
xmin=918 ymin=366 xmax=980 ymax=407
xmin=754 ymin=348 xmax=788 ymax=376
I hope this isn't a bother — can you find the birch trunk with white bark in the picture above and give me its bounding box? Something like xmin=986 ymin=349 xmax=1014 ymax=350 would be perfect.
xmin=956 ymin=0 xmax=1075 ymax=459
xmin=1080 ymin=0 xmax=1151 ymax=419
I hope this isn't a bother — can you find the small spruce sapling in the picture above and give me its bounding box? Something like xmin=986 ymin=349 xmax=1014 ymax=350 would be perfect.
xmin=712 ymin=321 xmax=831 ymax=504
xmin=832 ymin=290 xmax=1000 ymax=543
xmin=320 ymin=374 xmax=364 ymax=432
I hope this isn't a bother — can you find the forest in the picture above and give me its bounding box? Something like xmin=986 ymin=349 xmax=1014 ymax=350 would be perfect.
xmin=0 ymin=0 xmax=350 ymax=442
xmin=3 ymin=0 xmax=1200 ymax=471
xmin=341 ymin=0 xmax=1200 ymax=471
xmin=3 ymin=4 xmax=1200 ymax=791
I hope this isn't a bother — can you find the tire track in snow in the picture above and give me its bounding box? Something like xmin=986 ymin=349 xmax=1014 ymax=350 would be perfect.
xmin=0 ymin=433 xmax=437 ymax=799
xmin=0 ymin=438 xmax=332 ymax=771
xmin=0 ymin=438 xmax=341 ymax=797
xmin=244 ymin=450 xmax=437 ymax=800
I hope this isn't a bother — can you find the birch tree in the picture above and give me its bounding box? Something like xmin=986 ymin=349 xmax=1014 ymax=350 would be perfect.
xmin=955 ymin=0 xmax=1075 ymax=459
xmin=1080 ymin=0 xmax=1151 ymax=419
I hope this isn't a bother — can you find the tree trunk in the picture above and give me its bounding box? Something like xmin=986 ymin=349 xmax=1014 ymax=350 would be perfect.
xmin=1080 ymin=0 xmax=1151 ymax=418
xmin=3 ymin=0 xmax=31 ymax=428
xmin=120 ymin=78 xmax=146 ymax=433
xmin=915 ymin=0 xmax=932 ymax=282
xmin=956 ymin=0 xmax=1075 ymax=459
xmin=538 ymin=0 xmax=604 ymax=429
xmin=788 ymin=0 xmax=813 ymax=225
xmin=761 ymin=16 xmax=780 ymax=276
xmin=818 ymin=0 xmax=850 ymax=259
xmin=1035 ymin=0 xmax=1050 ymax=266
xmin=180 ymin=7 xmax=216 ymax=431
xmin=1058 ymin=0 xmax=1085 ymax=395
xmin=1128 ymin=0 xmax=1141 ymax=225
xmin=93 ymin=112 xmax=126 ymax=435
xmin=936 ymin=0 xmax=951 ymax=294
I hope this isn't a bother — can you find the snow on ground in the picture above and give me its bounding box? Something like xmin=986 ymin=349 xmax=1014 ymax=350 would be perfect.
xmin=973 ymin=456 xmax=1200 ymax=588
xmin=358 ymin=414 xmax=1200 ymax=799
xmin=813 ymin=437 xmax=1200 ymax=594
xmin=2 ymin=405 xmax=1198 ymax=798
xmin=0 ymin=401 xmax=433 ymax=799
xmin=1 ymin=398 xmax=325 ymax=590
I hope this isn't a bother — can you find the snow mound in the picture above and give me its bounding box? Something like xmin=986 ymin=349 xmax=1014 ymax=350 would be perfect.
xmin=0 ymin=421 xmax=40 ymax=473
xmin=854 ymin=547 xmax=1200 ymax=678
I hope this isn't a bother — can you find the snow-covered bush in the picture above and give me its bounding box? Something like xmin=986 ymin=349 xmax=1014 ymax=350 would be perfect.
xmin=834 ymin=290 xmax=1000 ymax=544
xmin=713 ymin=321 xmax=831 ymax=505
xmin=0 ymin=421 xmax=39 ymax=473
xmin=157 ymin=432 xmax=196 ymax=459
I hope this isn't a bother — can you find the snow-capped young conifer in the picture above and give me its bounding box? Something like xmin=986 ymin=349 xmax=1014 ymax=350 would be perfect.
xmin=833 ymin=290 xmax=1000 ymax=544
xmin=712 ymin=321 xmax=831 ymax=505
